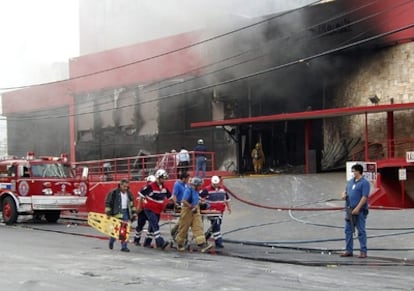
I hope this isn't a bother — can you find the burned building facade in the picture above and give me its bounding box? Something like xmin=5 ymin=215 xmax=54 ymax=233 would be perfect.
xmin=2 ymin=0 xmax=414 ymax=173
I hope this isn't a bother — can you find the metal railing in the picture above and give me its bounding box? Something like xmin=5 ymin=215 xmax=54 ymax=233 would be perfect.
xmin=73 ymin=151 xmax=216 ymax=182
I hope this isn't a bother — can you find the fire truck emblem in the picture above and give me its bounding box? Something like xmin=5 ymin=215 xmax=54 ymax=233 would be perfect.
xmin=79 ymin=182 xmax=87 ymax=196
xmin=61 ymin=184 xmax=66 ymax=193
xmin=18 ymin=181 xmax=29 ymax=196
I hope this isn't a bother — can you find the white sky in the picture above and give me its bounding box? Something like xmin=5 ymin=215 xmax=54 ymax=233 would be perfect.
xmin=0 ymin=0 xmax=78 ymax=149
xmin=0 ymin=0 xmax=79 ymax=90
xmin=0 ymin=0 xmax=316 ymax=92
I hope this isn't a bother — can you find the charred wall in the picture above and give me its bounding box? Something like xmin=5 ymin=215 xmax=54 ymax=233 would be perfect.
xmin=323 ymin=42 xmax=414 ymax=170
xmin=7 ymin=106 xmax=70 ymax=158
xmin=75 ymin=86 xmax=158 ymax=161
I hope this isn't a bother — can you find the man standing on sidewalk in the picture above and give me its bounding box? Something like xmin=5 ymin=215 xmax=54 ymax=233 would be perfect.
xmin=340 ymin=164 xmax=370 ymax=259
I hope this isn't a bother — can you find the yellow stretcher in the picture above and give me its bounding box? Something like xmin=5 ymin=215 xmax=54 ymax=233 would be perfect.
xmin=88 ymin=211 xmax=131 ymax=241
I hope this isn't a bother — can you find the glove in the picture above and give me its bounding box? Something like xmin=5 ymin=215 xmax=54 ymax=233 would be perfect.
xmin=165 ymin=202 xmax=175 ymax=210
xmin=174 ymin=203 xmax=182 ymax=213
xmin=199 ymin=203 xmax=208 ymax=211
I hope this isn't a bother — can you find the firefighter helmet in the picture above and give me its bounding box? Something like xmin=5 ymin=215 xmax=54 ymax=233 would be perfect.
xmin=155 ymin=169 xmax=168 ymax=179
xmin=197 ymin=139 xmax=204 ymax=145
xmin=146 ymin=175 xmax=156 ymax=182
xmin=190 ymin=177 xmax=203 ymax=187
xmin=211 ymin=175 xmax=220 ymax=185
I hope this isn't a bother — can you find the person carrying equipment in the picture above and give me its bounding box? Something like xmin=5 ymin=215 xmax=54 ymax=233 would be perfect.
xmin=200 ymin=175 xmax=231 ymax=248
xmin=134 ymin=175 xmax=155 ymax=246
xmin=139 ymin=169 xmax=172 ymax=250
xmin=105 ymin=178 xmax=136 ymax=252
xmin=175 ymin=177 xmax=213 ymax=252
xmin=170 ymin=172 xmax=190 ymax=240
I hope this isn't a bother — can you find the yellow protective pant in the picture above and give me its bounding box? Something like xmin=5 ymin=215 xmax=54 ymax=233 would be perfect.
xmin=253 ymin=158 xmax=264 ymax=174
xmin=175 ymin=206 xmax=206 ymax=246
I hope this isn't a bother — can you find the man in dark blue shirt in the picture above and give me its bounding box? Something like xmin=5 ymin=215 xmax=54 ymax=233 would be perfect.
xmin=193 ymin=138 xmax=208 ymax=178
xmin=170 ymin=173 xmax=190 ymax=239
xmin=340 ymin=164 xmax=370 ymax=259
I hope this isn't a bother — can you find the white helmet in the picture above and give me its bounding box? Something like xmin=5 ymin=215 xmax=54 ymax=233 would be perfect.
xmin=197 ymin=139 xmax=204 ymax=145
xmin=211 ymin=175 xmax=220 ymax=185
xmin=155 ymin=169 xmax=168 ymax=179
xmin=146 ymin=175 xmax=156 ymax=183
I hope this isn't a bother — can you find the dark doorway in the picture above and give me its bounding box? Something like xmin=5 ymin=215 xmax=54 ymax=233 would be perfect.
xmin=239 ymin=120 xmax=322 ymax=173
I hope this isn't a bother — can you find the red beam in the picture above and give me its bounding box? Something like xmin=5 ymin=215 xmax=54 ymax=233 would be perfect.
xmin=191 ymin=102 xmax=414 ymax=128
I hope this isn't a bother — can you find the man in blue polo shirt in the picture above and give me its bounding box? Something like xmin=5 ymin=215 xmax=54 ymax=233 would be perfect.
xmin=340 ymin=163 xmax=370 ymax=259
xmin=170 ymin=173 xmax=190 ymax=239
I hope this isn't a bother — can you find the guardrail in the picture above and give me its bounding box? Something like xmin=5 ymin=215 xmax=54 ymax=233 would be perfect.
xmin=73 ymin=151 xmax=216 ymax=182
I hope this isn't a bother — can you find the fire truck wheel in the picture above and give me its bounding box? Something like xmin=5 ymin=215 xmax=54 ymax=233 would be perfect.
xmin=45 ymin=211 xmax=61 ymax=223
xmin=2 ymin=197 xmax=18 ymax=225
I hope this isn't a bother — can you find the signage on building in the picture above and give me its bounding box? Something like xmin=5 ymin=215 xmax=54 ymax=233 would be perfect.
xmin=398 ymin=168 xmax=407 ymax=181
xmin=406 ymin=151 xmax=414 ymax=163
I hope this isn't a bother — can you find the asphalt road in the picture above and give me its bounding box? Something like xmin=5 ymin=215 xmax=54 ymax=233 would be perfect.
xmin=1 ymin=172 xmax=414 ymax=290
xmin=1 ymin=223 xmax=414 ymax=291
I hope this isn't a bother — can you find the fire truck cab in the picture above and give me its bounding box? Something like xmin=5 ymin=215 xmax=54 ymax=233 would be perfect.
xmin=0 ymin=152 xmax=88 ymax=224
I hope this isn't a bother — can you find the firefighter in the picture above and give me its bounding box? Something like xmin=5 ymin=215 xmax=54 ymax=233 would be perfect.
xmin=139 ymin=169 xmax=172 ymax=249
xmin=134 ymin=175 xmax=155 ymax=246
xmin=201 ymin=175 xmax=231 ymax=248
xmin=105 ymin=178 xmax=136 ymax=252
xmin=251 ymin=142 xmax=265 ymax=174
xmin=175 ymin=177 xmax=213 ymax=252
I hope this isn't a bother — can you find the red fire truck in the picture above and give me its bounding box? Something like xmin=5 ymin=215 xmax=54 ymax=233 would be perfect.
xmin=0 ymin=152 xmax=88 ymax=224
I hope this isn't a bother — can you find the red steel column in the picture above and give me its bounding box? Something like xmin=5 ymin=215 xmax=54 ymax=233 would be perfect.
xmin=387 ymin=111 xmax=395 ymax=158
xmin=69 ymin=95 xmax=76 ymax=163
xmin=305 ymin=120 xmax=312 ymax=174
xmin=365 ymin=112 xmax=369 ymax=161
